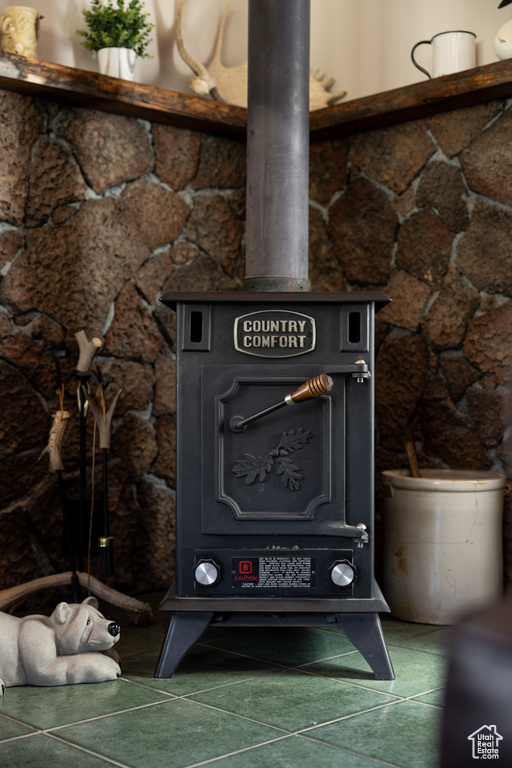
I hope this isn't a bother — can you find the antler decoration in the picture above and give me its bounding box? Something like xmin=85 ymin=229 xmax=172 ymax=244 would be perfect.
xmin=75 ymin=330 xmax=102 ymax=373
xmin=175 ymin=0 xmax=346 ymax=109
xmin=175 ymin=0 xmax=223 ymax=100
xmin=40 ymin=386 xmax=70 ymax=473
xmin=83 ymin=387 xmax=122 ymax=451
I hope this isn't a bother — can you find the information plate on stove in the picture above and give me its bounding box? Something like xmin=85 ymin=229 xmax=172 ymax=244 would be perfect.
xmin=232 ymin=556 xmax=316 ymax=590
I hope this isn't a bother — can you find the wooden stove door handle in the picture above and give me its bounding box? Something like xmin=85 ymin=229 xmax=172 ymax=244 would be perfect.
xmin=229 ymin=374 xmax=334 ymax=432
xmin=285 ymin=374 xmax=334 ymax=404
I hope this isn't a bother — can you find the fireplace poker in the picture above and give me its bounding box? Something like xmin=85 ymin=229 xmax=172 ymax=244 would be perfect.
xmin=73 ymin=331 xmax=103 ymax=571
xmin=84 ymin=386 xmax=122 ymax=578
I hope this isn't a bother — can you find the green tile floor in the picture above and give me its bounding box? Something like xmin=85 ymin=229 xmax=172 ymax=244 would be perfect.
xmin=0 ymin=593 xmax=450 ymax=768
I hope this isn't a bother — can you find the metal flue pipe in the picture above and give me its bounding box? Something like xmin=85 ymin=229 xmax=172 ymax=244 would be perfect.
xmin=244 ymin=0 xmax=311 ymax=292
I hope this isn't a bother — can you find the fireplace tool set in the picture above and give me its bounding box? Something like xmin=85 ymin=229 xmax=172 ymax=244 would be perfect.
xmin=53 ymin=330 xmax=120 ymax=589
xmin=0 ymin=332 xmax=151 ymax=623
xmin=155 ymin=0 xmax=395 ymax=680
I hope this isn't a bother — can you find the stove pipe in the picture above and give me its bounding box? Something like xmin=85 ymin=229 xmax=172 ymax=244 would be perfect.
xmin=244 ymin=0 xmax=311 ymax=292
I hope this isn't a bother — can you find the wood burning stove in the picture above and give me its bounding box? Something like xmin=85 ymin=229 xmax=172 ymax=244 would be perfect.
xmin=155 ymin=290 xmax=394 ymax=680
xmin=155 ymin=0 xmax=394 ymax=680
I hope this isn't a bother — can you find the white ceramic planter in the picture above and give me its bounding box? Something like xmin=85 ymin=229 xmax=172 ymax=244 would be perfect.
xmin=97 ymin=47 xmax=137 ymax=81
xmin=382 ymin=469 xmax=505 ymax=625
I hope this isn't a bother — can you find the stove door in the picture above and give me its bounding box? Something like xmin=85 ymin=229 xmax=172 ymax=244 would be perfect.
xmin=201 ymin=365 xmax=347 ymax=535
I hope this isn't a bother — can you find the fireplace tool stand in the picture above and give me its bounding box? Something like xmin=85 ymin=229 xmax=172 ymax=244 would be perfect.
xmin=156 ymin=0 xmax=394 ymax=680
xmin=0 ymin=330 xmax=152 ymax=625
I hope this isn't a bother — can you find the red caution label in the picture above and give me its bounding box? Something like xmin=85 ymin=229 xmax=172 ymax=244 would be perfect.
xmin=232 ymin=556 xmax=315 ymax=589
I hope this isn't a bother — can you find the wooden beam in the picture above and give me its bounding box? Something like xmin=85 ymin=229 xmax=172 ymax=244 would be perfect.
xmin=309 ymin=59 xmax=512 ymax=140
xmin=0 ymin=52 xmax=247 ymax=138
xmin=2 ymin=52 xmax=512 ymax=141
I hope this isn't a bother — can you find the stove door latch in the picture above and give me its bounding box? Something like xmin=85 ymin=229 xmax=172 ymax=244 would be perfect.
xmin=352 ymin=359 xmax=370 ymax=383
xmin=355 ymin=523 xmax=369 ymax=547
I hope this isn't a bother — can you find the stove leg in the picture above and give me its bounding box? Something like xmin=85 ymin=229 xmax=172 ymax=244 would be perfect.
xmin=336 ymin=612 xmax=395 ymax=680
xmin=155 ymin=611 xmax=214 ymax=678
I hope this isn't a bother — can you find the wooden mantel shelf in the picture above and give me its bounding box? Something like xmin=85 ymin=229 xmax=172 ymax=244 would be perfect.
xmin=0 ymin=52 xmax=247 ymax=137
xmin=2 ymin=51 xmax=512 ymax=141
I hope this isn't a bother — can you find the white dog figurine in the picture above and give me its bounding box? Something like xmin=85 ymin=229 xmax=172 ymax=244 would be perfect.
xmin=0 ymin=596 xmax=121 ymax=695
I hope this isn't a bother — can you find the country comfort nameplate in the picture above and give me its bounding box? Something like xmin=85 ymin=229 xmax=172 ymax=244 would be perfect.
xmin=234 ymin=310 xmax=316 ymax=358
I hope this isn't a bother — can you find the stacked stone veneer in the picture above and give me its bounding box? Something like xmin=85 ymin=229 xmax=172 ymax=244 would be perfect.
xmin=1 ymin=87 xmax=511 ymax=599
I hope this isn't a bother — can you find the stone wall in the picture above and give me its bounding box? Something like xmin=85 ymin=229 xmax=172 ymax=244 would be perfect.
xmin=1 ymin=87 xmax=511 ymax=601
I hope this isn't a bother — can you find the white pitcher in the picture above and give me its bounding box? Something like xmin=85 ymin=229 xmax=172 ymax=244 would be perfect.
xmin=411 ymin=30 xmax=476 ymax=79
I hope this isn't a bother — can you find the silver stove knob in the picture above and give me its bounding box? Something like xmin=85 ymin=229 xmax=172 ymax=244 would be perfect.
xmin=331 ymin=561 xmax=355 ymax=587
xmin=194 ymin=560 xmax=220 ymax=586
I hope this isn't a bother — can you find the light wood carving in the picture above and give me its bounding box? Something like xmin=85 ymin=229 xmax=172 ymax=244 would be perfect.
xmin=175 ymin=0 xmax=346 ymax=110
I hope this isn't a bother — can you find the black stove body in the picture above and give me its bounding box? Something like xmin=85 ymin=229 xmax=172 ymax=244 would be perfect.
xmin=155 ymin=290 xmax=395 ymax=680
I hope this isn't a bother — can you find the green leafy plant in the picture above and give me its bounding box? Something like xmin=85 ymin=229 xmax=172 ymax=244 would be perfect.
xmin=77 ymin=0 xmax=154 ymax=58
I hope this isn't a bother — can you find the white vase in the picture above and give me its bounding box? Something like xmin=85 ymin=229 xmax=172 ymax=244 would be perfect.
xmin=495 ymin=17 xmax=512 ymax=60
xmin=97 ymin=47 xmax=137 ymax=80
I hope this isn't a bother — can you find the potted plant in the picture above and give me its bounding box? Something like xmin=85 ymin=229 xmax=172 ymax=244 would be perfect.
xmin=77 ymin=0 xmax=154 ymax=81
